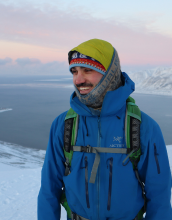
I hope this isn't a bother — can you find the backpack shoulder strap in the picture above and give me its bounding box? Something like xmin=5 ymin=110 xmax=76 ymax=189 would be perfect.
xmin=125 ymin=97 xmax=147 ymax=217
xmin=64 ymin=108 xmax=79 ymax=166
xmin=125 ymin=96 xmax=141 ymax=165
xmin=61 ymin=108 xmax=78 ymax=219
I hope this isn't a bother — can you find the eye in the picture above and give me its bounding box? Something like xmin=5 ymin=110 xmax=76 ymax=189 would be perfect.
xmin=71 ymin=69 xmax=77 ymax=75
xmin=85 ymin=68 xmax=92 ymax=72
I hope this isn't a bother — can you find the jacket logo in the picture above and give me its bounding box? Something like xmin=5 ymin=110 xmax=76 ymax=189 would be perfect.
xmin=109 ymin=136 xmax=124 ymax=148
xmin=110 ymin=144 xmax=125 ymax=148
xmin=113 ymin=136 xmax=123 ymax=143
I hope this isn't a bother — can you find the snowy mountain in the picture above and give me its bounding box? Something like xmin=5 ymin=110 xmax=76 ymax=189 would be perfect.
xmin=128 ymin=67 xmax=172 ymax=96
xmin=0 ymin=141 xmax=171 ymax=220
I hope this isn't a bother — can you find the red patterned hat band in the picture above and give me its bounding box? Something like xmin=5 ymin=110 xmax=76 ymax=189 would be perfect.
xmin=69 ymin=52 xmax=106 ymax=75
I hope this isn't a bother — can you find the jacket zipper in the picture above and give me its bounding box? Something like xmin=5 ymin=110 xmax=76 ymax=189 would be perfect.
xmin=84 ymin=156 xmax=90 ymax=208
xmin=154 ymin=143 xmax=160 ymax=174
xmin=107 ymin=157 xmax=113 ymax=210
xmin=97 ymin=116 xmax=101 ymax=220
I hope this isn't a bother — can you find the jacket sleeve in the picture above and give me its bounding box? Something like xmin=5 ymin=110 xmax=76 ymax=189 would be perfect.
xmin=139 ymin=114 xmax=172 ymax=220
xmin=37 ymin=114 xmax=66 ymax=220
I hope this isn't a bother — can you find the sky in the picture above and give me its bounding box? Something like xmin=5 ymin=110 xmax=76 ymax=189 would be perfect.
xmin=0 ymin=0 xmax=172 ymax=75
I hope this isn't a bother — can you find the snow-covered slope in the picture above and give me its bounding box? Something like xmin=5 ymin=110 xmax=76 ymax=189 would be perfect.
xmin=0 ymin=141 xmax=171 ymax=220
xmin=128 ymin=67 xmax=172 ymax=96
xmin=0 ymin=141 xmax=45 ymax=169
xmin=0 ymin=141 xmax=67 ymax=220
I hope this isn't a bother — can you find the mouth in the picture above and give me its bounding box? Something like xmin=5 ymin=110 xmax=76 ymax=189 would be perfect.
xmin=78 ymin=86 xmax=93 ymax=94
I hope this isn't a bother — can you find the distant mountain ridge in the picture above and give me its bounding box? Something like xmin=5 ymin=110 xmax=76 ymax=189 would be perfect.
xmin=128 ymin=67 xmax=172 ymax=96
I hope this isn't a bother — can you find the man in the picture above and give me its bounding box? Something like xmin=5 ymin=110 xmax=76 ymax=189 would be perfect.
xmin=38 ymin=39 xmax=172 ymax=220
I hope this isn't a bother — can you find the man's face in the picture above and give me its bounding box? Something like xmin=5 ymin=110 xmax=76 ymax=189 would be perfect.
xmin=72 ymin=66 xmax=103 ymax=95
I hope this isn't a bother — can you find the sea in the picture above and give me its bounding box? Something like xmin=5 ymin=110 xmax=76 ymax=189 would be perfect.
xmin=0 ymin=75 xmax=172 ymax=150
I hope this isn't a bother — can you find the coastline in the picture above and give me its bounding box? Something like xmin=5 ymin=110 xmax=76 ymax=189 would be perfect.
xmin=134 ymin=89 xmax=172 ymax=97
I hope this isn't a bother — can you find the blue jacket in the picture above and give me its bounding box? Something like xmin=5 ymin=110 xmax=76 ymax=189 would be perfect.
xmin=38 ymin=72 xmax=172 ymax=220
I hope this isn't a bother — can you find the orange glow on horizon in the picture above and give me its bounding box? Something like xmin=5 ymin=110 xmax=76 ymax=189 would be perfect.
xmin=0 ymin=39 xmax=172 ymax=66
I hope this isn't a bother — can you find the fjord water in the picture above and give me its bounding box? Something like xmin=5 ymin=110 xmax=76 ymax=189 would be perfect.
xmin=0 ymin=75 xmax=172 ymax=150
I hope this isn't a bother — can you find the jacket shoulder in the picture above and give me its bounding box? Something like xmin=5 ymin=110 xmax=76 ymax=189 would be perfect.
xmin=140 ymin=111 xmax=164 ymax=152
xmin=140 ymin=111 xmax=161 ymax=132
xmin=51 ymin=111 xmax=68 ymax=137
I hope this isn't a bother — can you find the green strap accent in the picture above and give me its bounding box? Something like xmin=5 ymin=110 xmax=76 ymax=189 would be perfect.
xmin=127 ymin=102 xmax=137 ymax=106
xmin=127 ymin=112 xmax=141 ymax=122
xmin=126 ymin=96 xmax=135 ymax=103
xmin=65 ymin=108 xmax=77 ymax=120
xmin=127 ymin=103 xmax=141 ymax=122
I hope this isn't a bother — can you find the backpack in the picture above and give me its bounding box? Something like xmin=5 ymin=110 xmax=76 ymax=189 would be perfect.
xmin=60 ymin=96 xmax=146 ymax=220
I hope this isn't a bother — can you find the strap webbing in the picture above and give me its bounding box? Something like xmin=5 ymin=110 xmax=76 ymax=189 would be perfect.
xmin=73 ymin=146 xmax=128 ymax=154
xmin=89 ymin=148 xmax=100 ymax=184
xmin=71 ymin=212 xmax=89 ymax=220
xmin=73 ymin=145 xmax=128 ymax=183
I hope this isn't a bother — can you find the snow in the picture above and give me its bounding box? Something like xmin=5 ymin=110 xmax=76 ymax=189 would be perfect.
xmin=128 ymin=66 xmax=172 ymax=96
xmin=0 ymin=141 xmax=66 ymax=220
xmin=0 ymin=141 xmax=45 ymax=169
xmin=0 ymin=141 xmax=171 ymax=220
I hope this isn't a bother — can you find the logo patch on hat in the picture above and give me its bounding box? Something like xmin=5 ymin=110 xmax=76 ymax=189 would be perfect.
xmin=72 ymin=52 xmax=78 ymax=59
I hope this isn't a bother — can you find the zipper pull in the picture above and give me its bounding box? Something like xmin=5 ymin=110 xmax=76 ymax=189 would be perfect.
xmin=97 ymin=116 xmax=102 ymax=138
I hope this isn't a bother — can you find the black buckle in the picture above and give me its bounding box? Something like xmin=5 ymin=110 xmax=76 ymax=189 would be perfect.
xmin=80 ymin=145 xmax=92 ymax=153
xmin=86 ymin=145 xmax=92 ymax=153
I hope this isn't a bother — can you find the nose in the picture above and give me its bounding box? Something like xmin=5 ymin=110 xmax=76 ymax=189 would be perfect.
xmin=74 ymin=71 xmax=86 ymax=85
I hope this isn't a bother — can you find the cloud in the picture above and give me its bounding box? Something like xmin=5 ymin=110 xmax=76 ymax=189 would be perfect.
xmin=15 ymin=57 xmax=41 ymax=66
xmin=0 ymin=57 xmax=12 ymax=65
xmin=0 ymin=3 xmax=172 ymax=67
xmin=0 ymin=57 xmax=68 ymax=76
